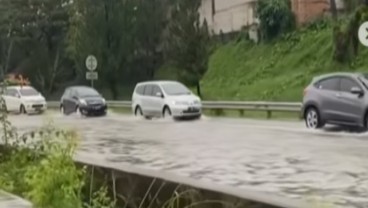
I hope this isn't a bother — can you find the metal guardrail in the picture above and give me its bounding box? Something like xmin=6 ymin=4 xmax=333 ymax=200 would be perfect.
xmin=47 ymin=101 xmax=302 ymax=118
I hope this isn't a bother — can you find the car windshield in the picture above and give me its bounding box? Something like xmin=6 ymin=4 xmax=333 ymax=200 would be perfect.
xmin=161 ymin=83 xmax=191 ymax=96
xmin=77 ymin=87 xmax=100 ymax=97
xmin=359 ymin=74 xmax=368 ymax=90
xmin=19 ymin=88 xmax=39 ymax=96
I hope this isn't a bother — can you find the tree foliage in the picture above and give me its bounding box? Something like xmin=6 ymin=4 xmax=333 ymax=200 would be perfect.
xmin=343 ymin=0 xmax=362 ymax=12
xmin=256 ymin=0 xmax=295 ymax=40
xmin=333 ymin=2 xmax=368 ymax=63
xmin=68 ymin=0 xmax=138 ymax=98
xmin=0 ymin=0 xmax=72 ymax=95
xmin=164 ymin=0 xmax=212 ymax=97
xmin=68 ymin=0 xmax=175 ymax=99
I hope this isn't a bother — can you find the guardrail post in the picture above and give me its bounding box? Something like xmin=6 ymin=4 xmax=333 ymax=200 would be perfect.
xmin=267 ymin=110 xmax=272 ymax=119
xmin=214 ymin=109 xmax=224 ymax=116
xmin=239 ymin=110 xmax=244 ymax=117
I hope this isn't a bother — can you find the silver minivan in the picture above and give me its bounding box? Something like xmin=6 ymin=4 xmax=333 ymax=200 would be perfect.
xmin=131 ymin=81 xmax=202 ymax=119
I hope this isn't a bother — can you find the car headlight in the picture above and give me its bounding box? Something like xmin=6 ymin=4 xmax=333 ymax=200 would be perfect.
xmin=101 ymin=98 xmax=106 ymax=104
xmin=79 ymin=99 xmax=87 ymax=105
xmin=193 ymin=100 xmax=201 ymax=105
xmin=173 ymin=101 xmax=188 ymax=105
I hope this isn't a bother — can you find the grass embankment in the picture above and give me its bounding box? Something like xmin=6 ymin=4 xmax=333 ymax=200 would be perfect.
xmin=201 ymin=23 xmax=368 ymax=102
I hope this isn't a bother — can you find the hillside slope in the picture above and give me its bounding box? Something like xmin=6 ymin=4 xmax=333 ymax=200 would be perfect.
xmin=201 ymin=25 xmax=368 ymax=101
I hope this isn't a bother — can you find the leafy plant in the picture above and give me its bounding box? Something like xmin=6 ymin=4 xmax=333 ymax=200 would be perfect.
xmin=333 ymin=5 xmax=368 ymax=63
xmin=256 ymin=0 xmax=295 ymax=40
xmin=343 ymin=0 xmax=362 ymax=12
xmin=0 ymin=90 xmax=115 ymax=208
xmin=164 ymin=0 xmax=213 ymax=98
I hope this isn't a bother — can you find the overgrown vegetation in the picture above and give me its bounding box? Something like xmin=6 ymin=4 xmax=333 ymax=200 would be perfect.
xmin=163 ymin=0 xmax=212 ymax=97
xmin=201 ymin=17 xmax=368 ymax=101
xmin=343 ymin=0 xmax=362 ymax=12
xmin=256 ymin=0 xmax=295 ymax=40
xmin=332 ymin=3 xmax=368 ymax=63
xmin=0 ymin=119 xmax=116 ymax=207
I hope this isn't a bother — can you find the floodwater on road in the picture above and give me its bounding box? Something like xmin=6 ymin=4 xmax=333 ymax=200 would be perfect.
xmin=5 ymin=112 xmax=368 ymax=208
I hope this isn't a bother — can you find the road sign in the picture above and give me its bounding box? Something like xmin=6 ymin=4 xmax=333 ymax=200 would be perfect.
xmin=358 ymin=22 xmax=368 ymax=47
xmin=86 ymin=72 xmax=98 ymax=80
xmin=85 ymin=55 xmax=98 ymax=71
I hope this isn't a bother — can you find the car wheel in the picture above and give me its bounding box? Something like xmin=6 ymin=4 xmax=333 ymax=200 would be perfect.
xmin=364 ymin=114 xmax=368 ymax=131
xmin=193 ymin=114 xmax=202 ymax=120
xmin=305 ymin=107 xmax=324 ymax=129
xmin=163 ymin=106 xmax=172 ymax=118
xmin=60 ymin=105 xmax=66 ymax=115
xmin=75 ymin=106 xmax=84 ymax=116
xmin=135 ymin=106 xmax=143 ymax=117
xmin=20 ymin=105 xmax=27 ymax=115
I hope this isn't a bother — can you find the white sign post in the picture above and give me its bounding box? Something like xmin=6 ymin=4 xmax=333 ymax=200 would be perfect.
xmin=85 ymin=55 xmax=98 ymax=88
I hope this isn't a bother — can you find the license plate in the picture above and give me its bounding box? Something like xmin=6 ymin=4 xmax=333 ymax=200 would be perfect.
xmin=93 ymin=106 xmax=101 ymax=110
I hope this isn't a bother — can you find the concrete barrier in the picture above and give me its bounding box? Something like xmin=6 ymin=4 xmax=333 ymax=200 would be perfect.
xmin=0 ymin=190 xmax=32 ymax=208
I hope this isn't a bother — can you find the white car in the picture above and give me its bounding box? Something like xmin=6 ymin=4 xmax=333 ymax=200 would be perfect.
xmin=2 ymin=86 xmax=47 ymax=114
xmin=132 ymin=81 xmax=202 ymax=119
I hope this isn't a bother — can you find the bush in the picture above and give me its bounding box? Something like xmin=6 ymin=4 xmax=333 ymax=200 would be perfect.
xmin=256 ymin=0 xmax=295 ymax=41
xmin=0 ymin=111 xmax=115 ymax=208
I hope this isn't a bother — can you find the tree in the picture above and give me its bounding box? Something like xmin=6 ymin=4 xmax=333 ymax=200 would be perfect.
xmin=164 ymin=0 xmax=212 ymax=98
xmin=332 ymin=2 xmax=368 ymax=63
xmin=330 ymin=0 xmax=338 ymax=20
xmin=256 ymin=0 xmax=295 ymax=40
xmin=68 ymin=0 xmax=140 ymax=99
xmin=0 ymin=0 xmax=72 ymax=95
xmin=132 ymin=0 xmax=173 ymax=80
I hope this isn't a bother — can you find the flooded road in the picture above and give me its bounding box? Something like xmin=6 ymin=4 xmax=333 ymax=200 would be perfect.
xmin=7 ymin=112 xmax=368 ymax=208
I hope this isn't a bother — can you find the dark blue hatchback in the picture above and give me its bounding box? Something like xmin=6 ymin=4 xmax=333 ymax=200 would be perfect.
xmin=60 ymin=86 xmax=107 ymax=116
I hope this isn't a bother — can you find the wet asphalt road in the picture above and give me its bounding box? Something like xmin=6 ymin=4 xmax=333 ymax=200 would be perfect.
xmin=6 ymin=112 xmax=368 ymax=208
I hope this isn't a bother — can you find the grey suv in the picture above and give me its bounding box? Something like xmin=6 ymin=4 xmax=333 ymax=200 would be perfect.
xmin=302 ymin=72 xmax=368 ymax=129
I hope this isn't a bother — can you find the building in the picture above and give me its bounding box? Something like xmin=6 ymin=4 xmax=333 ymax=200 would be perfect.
xmin=199 ymin=0 xmax=258 ymax=35
xmin=199 ymin=0 xmax=345 ymax=37
xmin=292 ymin=0 xmax=344 ymax=25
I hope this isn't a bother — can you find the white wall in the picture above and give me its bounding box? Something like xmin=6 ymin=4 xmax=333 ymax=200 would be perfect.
xmin=199 ymin=0 xmax=258 ymax=35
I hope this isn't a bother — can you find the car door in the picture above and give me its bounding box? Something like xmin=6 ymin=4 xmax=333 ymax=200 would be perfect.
xmin=13 ymin=89 xmax=22 ymax=110
xmin=132 ymin=85 xmax=145 ymax=112
xmin=6 ymin=88 xmax=20 ymax=112
xmin=336 ymin=77 xmax=365 ymax=123
xmin=142 ymin=84 xmax=154 ymax=115
xmin=2 ymin=88 xmax=14 ymax=111
xmin=151 ymin=84 xmax=165 ymax=116
xmin=63 ymin=89 xmax=77 ymax=114
xmin=315 ymin=77 xmax=341 ymax=121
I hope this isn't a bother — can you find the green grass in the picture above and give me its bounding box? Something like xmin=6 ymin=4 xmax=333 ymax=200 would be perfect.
xmin=201 ymin=25 xmax=368 ymax=102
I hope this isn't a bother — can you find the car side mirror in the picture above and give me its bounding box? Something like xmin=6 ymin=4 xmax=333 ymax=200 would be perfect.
xmin=156 ymin=92 xmax=164 ymax=98
xmin=15 ymin=93 xmax=20 ymax=98
xmin=351 ymin=87 xmax=364 ymax=96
